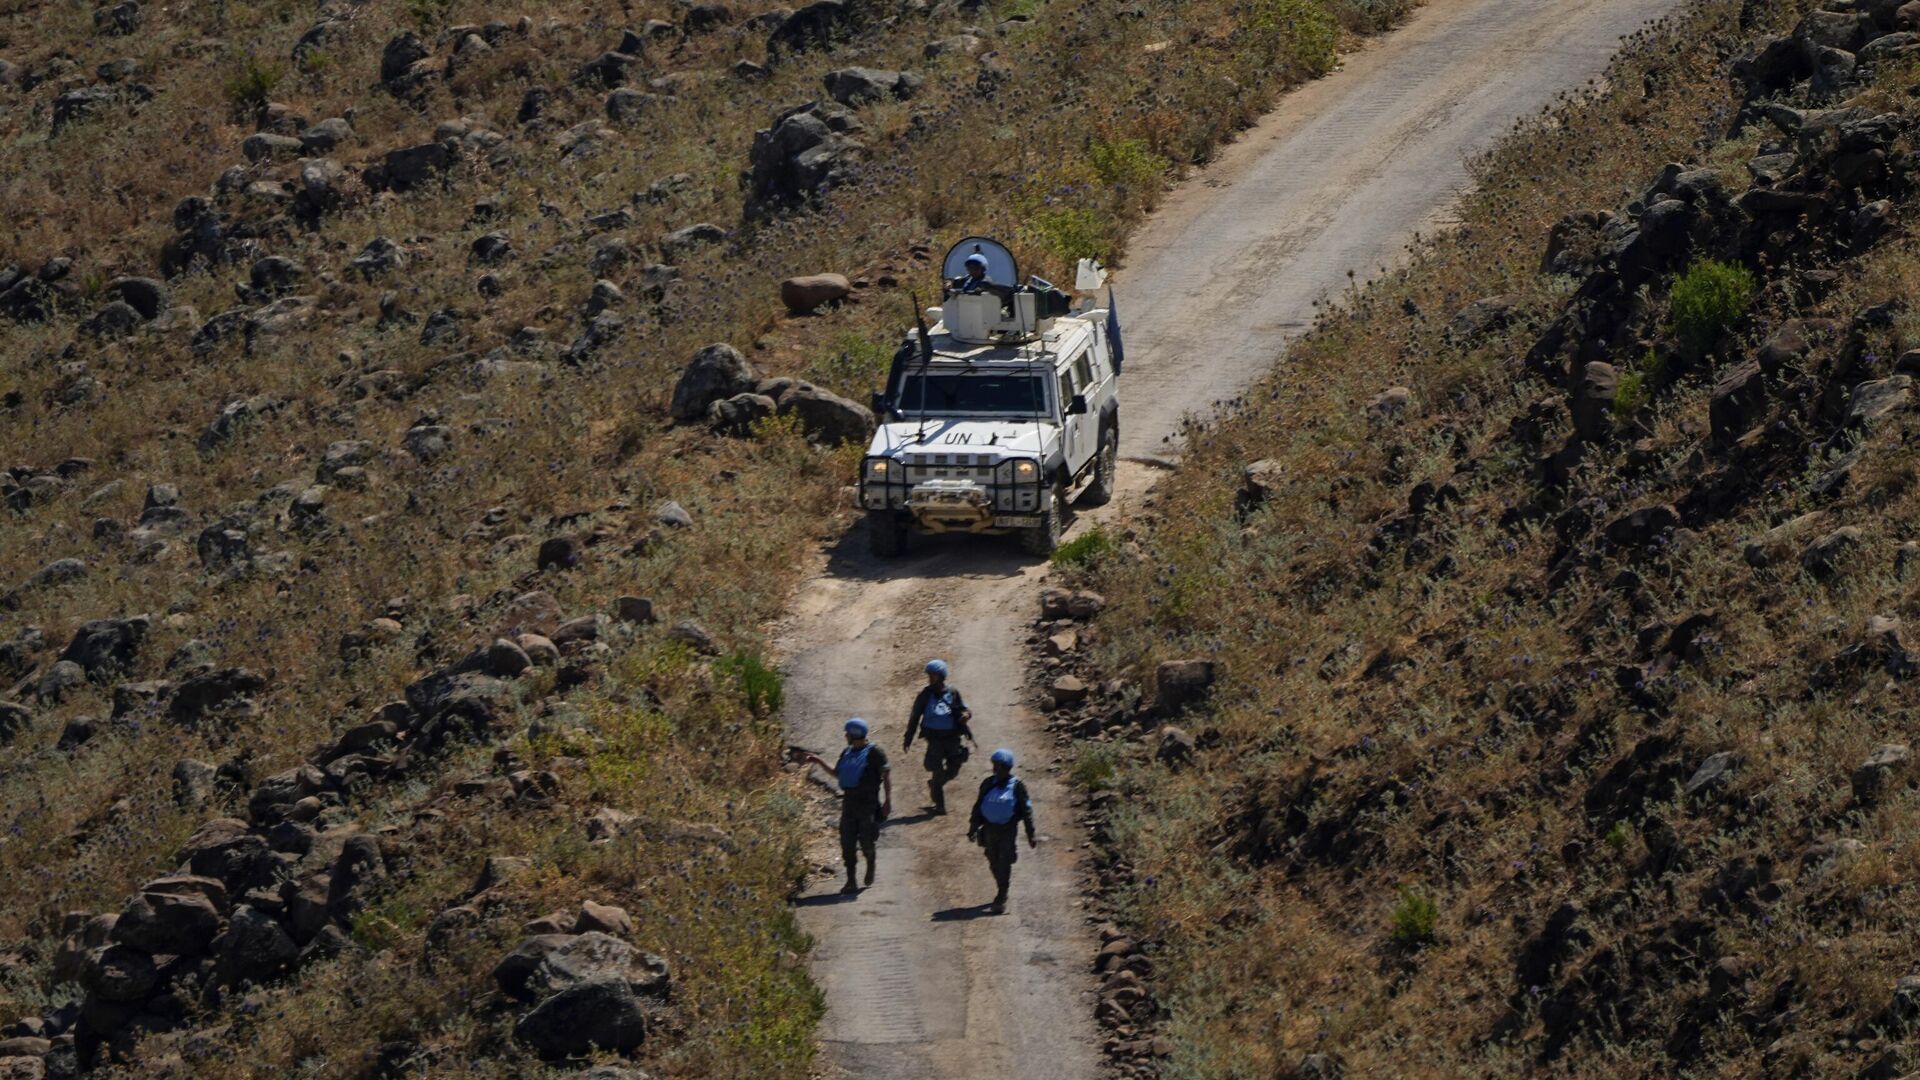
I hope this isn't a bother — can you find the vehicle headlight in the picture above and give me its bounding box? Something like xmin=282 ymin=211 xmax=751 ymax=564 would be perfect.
xmin=996 ymin=458 xmax=1038 ymax=483
xmin=864 ymin=458 xmax=893 ymax=482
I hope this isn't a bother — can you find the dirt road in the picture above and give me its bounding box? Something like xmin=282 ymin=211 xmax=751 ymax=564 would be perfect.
xmin=778 ymin=0 xmax=1679 ymax=1075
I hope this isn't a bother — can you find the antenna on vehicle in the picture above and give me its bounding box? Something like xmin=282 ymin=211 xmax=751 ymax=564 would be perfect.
xmin=912 ymin=292 xmax=935 ymax=446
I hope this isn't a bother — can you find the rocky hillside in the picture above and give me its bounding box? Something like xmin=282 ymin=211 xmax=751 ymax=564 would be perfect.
xmin=0 ymin=0 xmax=1412 ymax=1075
xmin=1050 ymin=0 xmax=1920 ymax=1074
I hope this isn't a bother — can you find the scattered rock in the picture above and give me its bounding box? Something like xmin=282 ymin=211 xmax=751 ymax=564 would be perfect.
xmin=1802 ymin=526 xmax=1863 ymax=580
xmin=1050 ymin=674 xmax=1088 ymax=707
xmin=823 ymin=67 xmax=922 ymax=106
xmin=1156 ymin=725 xmax=1196 ymax=766
xmin=745 ymin=101 xmax=864 ymax=217
xmin=1852 ymin=743 xmax=1912 ymax=804
xmin=670 ymin=344 xmax=757 ymax=422
xmin=1155 ymin=659 xmax=1214 ymax=715
xmin=1366 ymin=386 xmax=1414 ymax=421
xmin=514 ymin=975 xmax=648 ymax=1058
xmin=1683 ymin=751 xmax=1739 ymax=798
xmin=668 ymin=620 xmax=719 ymax=655
xmin=780 ymin=273 xmax=852 ymax=313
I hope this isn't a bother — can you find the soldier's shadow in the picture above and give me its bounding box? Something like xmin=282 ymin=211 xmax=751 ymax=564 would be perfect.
xmin=929 ymin=904 xmax=1000 ymax=922
xmin=793 ymin=890 xmax=863 ymax=907
xmin=882 ymin=810 xmax=940 ymax=828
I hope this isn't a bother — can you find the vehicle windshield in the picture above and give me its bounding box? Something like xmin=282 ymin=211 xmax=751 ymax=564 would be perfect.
xmin=896 ymin=373 xmax=1050 ymax=416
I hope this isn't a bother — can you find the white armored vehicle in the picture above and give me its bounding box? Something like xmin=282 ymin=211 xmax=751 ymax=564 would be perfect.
xmin=857 ymin=237 xmax=1121 ymax=556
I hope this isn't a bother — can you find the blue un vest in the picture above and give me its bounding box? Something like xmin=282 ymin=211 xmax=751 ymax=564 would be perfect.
xmin=923 ymin=689 xmax=959 ymax=733
xmin=836 ymin=745 xmax=872 ymax=790
xmin=980 ymin=776 xmax=1019 ymax=825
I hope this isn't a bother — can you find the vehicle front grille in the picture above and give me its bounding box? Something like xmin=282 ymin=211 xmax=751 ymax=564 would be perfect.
xmin=902 ymin=452 xmax=994 ymax=484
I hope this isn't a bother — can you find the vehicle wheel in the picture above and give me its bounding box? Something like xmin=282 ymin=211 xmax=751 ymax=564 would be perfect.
xmin=1078 ymin=427 xmax=1117 ymax=507
xmin=868 ymin=512 xmax=909 ymax=557
xmin=1021 ymin=489 xmax=1063 ymax=557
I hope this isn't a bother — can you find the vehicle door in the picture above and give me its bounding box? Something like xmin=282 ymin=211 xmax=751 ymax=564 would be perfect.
xmin=1060 ymin=348 xmax=1099 ymax=476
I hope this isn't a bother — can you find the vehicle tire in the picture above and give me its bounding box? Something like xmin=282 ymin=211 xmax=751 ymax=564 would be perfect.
xmin=1078 ymin=427 xmax=1117 ymax=507
xmin=868 ymin=512 xmax=909 ymax=557
xmin=1021 ymin=489 xmax=1063 ymax=557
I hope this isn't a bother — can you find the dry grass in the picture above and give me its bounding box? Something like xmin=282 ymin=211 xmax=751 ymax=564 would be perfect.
xmin=1070 ymin=0 xmax=1920 ymax=1074
xmin=0 ymin=0 xmax=1415 ymax=1070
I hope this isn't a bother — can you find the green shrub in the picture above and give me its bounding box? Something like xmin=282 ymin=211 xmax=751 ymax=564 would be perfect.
xmin=1070 ymin=743 xmax=1123 ymax=792
xmin=221 ymin=55 xmax=280 ymax=120
xmin=1388 ymin=886 xmax=1438 ymax=946
xmin=718 ymin=650 xmax=785 ymax=717
xmin=1052 ymin=525 xmax=1119 ymax=568
xmin=1089 ymin=138 xmax=1167 ymax=189
xmin=807 ymin=332 xmax=896 ymax=396
xmin=1612 ymin=349 xmax=1663 ymax=416
xmin=1029 ymin=206 xmax=1111 ymax=263
xmin=1670 ymin=258 xmax=1755 ymax=354
xmin=1604 ymin=820 xmax=1633 ymax=853
xmin=1251 ymin=0 xmax=1340 ymax=77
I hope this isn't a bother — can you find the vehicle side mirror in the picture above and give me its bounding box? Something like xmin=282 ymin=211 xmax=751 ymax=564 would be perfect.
xmin=1067 ymin=394 xmax=1088 ymax=416
xmin=870 ymin=392 xmax=890 ymax=416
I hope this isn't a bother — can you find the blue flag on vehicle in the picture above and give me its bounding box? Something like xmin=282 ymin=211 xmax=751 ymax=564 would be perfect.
xmin=1106 ymin=287 xmax=1125 ymax=375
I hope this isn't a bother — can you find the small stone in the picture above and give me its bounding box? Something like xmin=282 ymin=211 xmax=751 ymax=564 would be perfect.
xmin=576 ymin=900 xmax=633 ymax=937
xmin=1050 ymin=675 xmax=1088 ymax=707
xmin=1684 ymin=751 xmax=1739 ymax=798
xmin=668 ymin=620 xmax=719 ymax=655
xmin=615 ymin=596 xmax=657 ymax=624
xmin=1853 ymin=744 xmax=1912 ymax=804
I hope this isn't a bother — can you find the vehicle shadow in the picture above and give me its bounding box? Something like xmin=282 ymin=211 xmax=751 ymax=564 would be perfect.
xmin=793 ymin=890 xmax=864 ymax=907
xmin=930 ymin=904 xmax=1000 ymax=922
xmin=822 ymin=519 xmax=1041 ymax=585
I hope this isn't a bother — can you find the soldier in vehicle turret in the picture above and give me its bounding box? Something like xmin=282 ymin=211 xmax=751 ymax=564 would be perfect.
xmin=948 ymin=252 xmax=1014 ymax=300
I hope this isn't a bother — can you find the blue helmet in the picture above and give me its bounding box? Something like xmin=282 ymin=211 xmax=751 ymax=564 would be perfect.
xmin=964 ymin=253 xmax=988 ymax=268
xmin=990 ymin=748 xmax=1014 ymax=767
xmin=925 ymin=659 xmax=949 ymax=678
xmin=845 ymin=717 xmax=870 ymax=737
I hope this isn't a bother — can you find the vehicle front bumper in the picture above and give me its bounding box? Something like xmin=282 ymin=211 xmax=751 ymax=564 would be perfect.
xmin=857 ymin=463 xmax=1045 ymax=532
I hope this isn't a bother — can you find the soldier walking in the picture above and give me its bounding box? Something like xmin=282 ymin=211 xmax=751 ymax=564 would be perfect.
xmin=967 ymin=748 xmax=1037 ymax=914
xmin=903 ymin=659 xmax=974 ymax=814
xmin=797 ymin=718 xmax=892 ymax=893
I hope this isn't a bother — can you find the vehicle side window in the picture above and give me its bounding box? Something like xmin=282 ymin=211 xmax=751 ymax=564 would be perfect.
xmin=1074 ymin=354 xmax=1094 ymax=390
xmin=1058 ymin=369 xmax=1075 ymax=408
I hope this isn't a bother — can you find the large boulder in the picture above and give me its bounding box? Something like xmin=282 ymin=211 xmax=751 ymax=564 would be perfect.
xmin=823 ymin=67 xmax=922 ymax=106
xmin=170 ymin=667 xmax=267 ymax=724
xmin=365 ymin=140 xmax=456 ymax=193
xmin=767 ymin=0 xmax=857 ymax=56
xmin=83 ymin=944 xmax=157 ymax=1002
xmin=212 ymin=904 xmax=299 ymax=985
xmin=775 ymin=382 xmax=874 ymax=445
xmin=0 ymin=702 xmax=31 ymax=745
xmin=708 ymin=392 xmax=777 ymax=435
xmin=1155 ymin=659 xmax=1215 ymax=716
xmin=744 ymin=101 xmax=863 ymax=217
xmin=514 ymin=975 xmax=647 ymax=1058
xmin=60 ymin=616 xmax=148 ymax=680
xmin=111 ymin=889 xmax=222 ymax=956
xmin=492 ymin=931 xmax=670 ymax=1002
xmin=780 ymin=273 xmax=851 ymax=313
xmin=669 ymin=343 xmax=757 ymax=422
